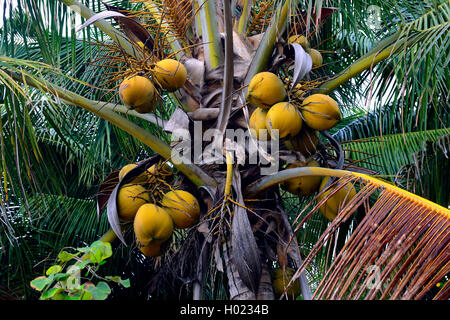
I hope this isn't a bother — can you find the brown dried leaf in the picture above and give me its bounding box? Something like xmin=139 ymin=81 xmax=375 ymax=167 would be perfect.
xmin=231 ymin=168 xmax=262 ymax=294
xmin=164 ymin=108 xmax=190 ymax=133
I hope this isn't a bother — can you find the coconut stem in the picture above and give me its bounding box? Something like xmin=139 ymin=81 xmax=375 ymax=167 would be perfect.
xmin=60 ymin=0 xmax=137 ymax=58
xmin=246 ymin=167 xmax=450 ymax=215
xmin=197 ymin=0 xmax=223 ymax=70
xmin=242 ymin=0 xmax=293 ymax=96
xmin=216 ymin=0 xmax=234 ymax=137
xmin=235 ymin=0 xmax=253 ymax=35
xmin=225 ymin=153 xmax=233 ymax=198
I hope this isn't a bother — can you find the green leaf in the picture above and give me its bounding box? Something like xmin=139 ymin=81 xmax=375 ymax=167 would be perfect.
xmin=106 ymin=276 xmax=131 ymax=288
xmin=46 ymin=265 xmax=62 ymax=276
xmin=58 ymin=250 xmax=79 ymax=263
xmin=81 ymin=291 xmax=95 ymax=300
xmin=67 ymin=264 xmax=81 ymax=275
xmin=53 ymin=273 xmax=70 ymax=282
xmin=86 ymin=281 xmax=111 ymax=300
xmin=76 ymin=247 xmax=91 ymax=254
xmin=67 ymin=290 xmax=84 ymax=300
xmin=52 ymin=292 xmax=69 ymax=300
xmin=30 ymin=276 xmax=53 ymax=292
xmin=88 ymin=241 xmax=113 ymax=264
xmin=76 ymin=259 xmax=91 ymax=270
xmin=41 ymin=287 xmax=64 ymax=300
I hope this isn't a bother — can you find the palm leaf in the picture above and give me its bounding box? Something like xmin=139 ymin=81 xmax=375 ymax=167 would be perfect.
xmin=246 ymin=167 xmax=450 ymax=299
xmin=342 ymin=129 xmax=450 ymax=180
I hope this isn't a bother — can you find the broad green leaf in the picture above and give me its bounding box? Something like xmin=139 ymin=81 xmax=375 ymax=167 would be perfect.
xmin=76 ymin=247 xmax=91 ymax=254
xmin=41 ymin=287 xmax=64 ymax=300
xmin=66 ymin=264 xmax=81 ymax=275
xmin=67 ymin=290 xmax=84 ymax=300
xmin=46 ymin=265 xmax=62 ymax=276
xmin=86 ymin=281 xmax=111 ymax=300
xmin=81 ymin=291 xmax=95 ymax=300
xmin=52 ymin=292 xmax=69 ymax=300
xmin=88 ymin=241 xmax=113 ymax=264
xmin=76 ymin=259 xmax=91 ymax=270
xmin=30 ymin=276 xmax=53 ymax=292
xmin=81 ymin=282 xmax=96 ymax=300
xmin=57 ymin=251 xmax=79 ymax=263
xmin=53 ymin=273 xmax=70 ymax=282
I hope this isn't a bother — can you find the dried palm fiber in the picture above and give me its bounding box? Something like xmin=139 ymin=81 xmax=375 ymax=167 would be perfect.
xmin=133 ymin=0 xmax=194 ymax=49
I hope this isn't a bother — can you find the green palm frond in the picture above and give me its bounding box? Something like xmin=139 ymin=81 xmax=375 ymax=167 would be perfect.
xmin=342 ymin=128 xmax=450 ymax=179
xmin=307 ymin=1 xmax=448 ymax=141
xmin=398 ymin=133 xmax=450 ymax=207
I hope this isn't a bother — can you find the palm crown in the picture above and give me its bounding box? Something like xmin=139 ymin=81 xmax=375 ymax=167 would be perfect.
xmin=0 ymin=0 xmax=448 ymax=300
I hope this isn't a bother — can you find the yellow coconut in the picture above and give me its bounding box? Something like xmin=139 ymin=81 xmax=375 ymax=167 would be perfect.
xmin=134 ymin=204 xmax=173 ymax=246
xmin=147 ymin=162 xmax=172 ymax=176
xmin=265 ymin=102 xmax=303 ymax=139
xmin=285 ymin=126 xmax=319 ymax=157
xmin=301 ymin=94 xmax=342 ymax=131
xmin=119 ymin=75 xmax=158 ymax=113
xmin=288 ymin=35 xmax=310 ymax=51
xmin=139 ymin=239 xmax=163 ymax=257
xmin=119 ymin=162 xmax=172 ymax=184
xmin=272 ymin=268 xmax=301 ymax=298
xmin=117 ymin=184 xmax=150 ymax=221
xmin=118 ymin=164 xmax=149 ymax=184
xmin=249 ymin=107 xmax=269 ymax=140
xmin=247 ymin=72 xmax=287 ymax=109
xmin=153 ymin=59 xmax=187 ymax=92
xmin=282 ymin=159 xmax=322 ymax=196
xmin=161 ymin=190 xmax=201 ymax=229
xmin=119 ymin=164 xmax=137 ymax=181
xmin=317 ymin=177 xmax=357 ymax=221
xmin=309 ymin=48 xmax=323 ymax=67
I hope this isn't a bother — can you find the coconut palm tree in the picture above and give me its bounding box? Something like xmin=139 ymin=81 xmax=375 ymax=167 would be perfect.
xmin=0 ymin=0 xmax=448 ymax=300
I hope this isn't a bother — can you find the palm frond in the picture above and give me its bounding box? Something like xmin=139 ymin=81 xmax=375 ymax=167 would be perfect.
xmin=342 ymin=129 xmax=450 ymax=180
xmin=246 ymin=167 xmax=450 ymax=299
xmin=293 ymin=172 xmax=450 ymax=300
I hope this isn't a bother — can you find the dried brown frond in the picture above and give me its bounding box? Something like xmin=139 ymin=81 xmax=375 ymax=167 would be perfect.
xmin=289 ymin=174 xmax=450 ymax=300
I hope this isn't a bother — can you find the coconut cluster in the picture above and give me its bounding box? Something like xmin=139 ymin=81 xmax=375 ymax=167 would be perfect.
xmin=119 ymin=59 xmax=187 ymax=114
xmin=246 ymin=67 xmax=353 ymax=222
xmin=115 ymin=162 xmax=201 ymax=257
xmin=247 ymin=70 xmax=342 ymax=141
xmin=247 ymin=72 xmax=302 ymax=140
